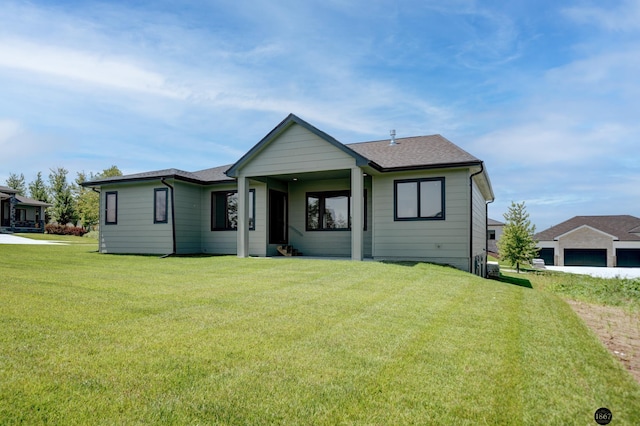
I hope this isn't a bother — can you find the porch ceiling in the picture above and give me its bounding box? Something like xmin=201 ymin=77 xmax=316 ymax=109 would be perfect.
xmin=254 ymin=169 xmax=352 ymax=183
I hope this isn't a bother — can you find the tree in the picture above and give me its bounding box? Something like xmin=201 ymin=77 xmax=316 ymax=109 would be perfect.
xmin=497 ymin=201 xmax=538 ymax=273
xmin=5 ymin=173 xmax=26 ymax=195
xmin=75 ymin=166 xmax=122 ymax=229
xmin=49 ymin=167 xmax=78 ymax=225
xmin=28 ymin=172 xmax=49 ymax=203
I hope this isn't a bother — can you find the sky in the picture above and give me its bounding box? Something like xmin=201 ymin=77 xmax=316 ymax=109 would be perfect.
xmin=1 ymin=0 xmax=638 ymax=231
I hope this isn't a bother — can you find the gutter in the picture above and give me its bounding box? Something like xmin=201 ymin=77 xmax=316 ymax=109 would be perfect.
xmin=469 ymin=163 xmax=484 ymax=275
xmin=160 ymin=178 xmax=177 ymax=257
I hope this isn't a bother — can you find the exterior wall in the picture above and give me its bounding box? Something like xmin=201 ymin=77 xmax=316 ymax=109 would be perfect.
xmin=287 ymin=178 xmax=372 ymax=257
xmin=471 ymin=177 xmax=488 ymax=275
xmin=240 ymin=124 xmax=356 ymax=176
xmin=556 ymin=227 xmax=615 ymax=267
xmin=371 ymin=169 xmax=471 ymax=271
xmin=99 ymin=182 xmax=173 ymax=254
xmin=174 ymin=181 xmax=202 ymax=254
xmin=200 ymin=182 xmax=267 ymax=256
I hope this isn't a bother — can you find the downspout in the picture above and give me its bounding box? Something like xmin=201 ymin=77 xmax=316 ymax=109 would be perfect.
xmin=92 ymin=188 xmax=100 ymax=251
xmin=161 ymin=178 xmax=177 ymax=257
xmin=469 ymin=163 xmax=484 ymax=275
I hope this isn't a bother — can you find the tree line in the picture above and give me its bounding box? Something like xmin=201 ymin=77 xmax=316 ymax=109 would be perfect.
xmin=4 ymin=166 xmax=122 ymax=229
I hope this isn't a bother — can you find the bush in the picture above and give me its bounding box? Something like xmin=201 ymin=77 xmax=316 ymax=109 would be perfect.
xmin=45 ymin=224 xmax=88 ymax=237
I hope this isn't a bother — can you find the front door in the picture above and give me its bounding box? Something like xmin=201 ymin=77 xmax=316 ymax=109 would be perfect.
xmin=269 ymin=190 xmax=288 ymax=244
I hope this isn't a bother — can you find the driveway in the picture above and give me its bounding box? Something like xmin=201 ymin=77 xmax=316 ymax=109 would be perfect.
xmin=0 ymin=234 xmax=65 ymax=245
xmin=545 ymin=266 xmax=640 ymax=279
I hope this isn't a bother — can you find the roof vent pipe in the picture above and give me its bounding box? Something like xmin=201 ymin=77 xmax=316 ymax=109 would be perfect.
xmin=389 ymin=129 xmax=397 ymax=146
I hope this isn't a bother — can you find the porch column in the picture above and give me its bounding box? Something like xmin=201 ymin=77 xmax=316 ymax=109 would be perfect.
xmin=351 ymin=167 xmax=364 ymax=261
xmin=9 ymin=195 xmax=17 ymax=231
xmin=237 ymin=175 xmax=250 ymax=258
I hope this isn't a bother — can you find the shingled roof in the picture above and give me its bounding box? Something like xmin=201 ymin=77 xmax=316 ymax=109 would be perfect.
xmin=535 ymin=215 xmax=640 ymax=242
xmin=347 ymin=135 xmax=481 ymax=171
xmin=82 ymin=165 xmax=234 ymax=186
xmin=83 ymin=115 xmax=485 ymax=187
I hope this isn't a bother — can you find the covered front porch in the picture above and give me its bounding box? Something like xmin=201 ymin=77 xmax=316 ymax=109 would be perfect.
xmin=0 ymin=193 xmax=49 ymax=234
xmin=238 ymin=166 xmax=371 ymax=261
xmin=224 ymin=114 xmax=373 ymax=261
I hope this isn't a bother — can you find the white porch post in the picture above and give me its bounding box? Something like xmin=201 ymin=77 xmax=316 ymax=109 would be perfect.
xmin=351 ymin=167 xmax=364 ymax=261
xmin=237 ymin=176 xmax=250 ymax=258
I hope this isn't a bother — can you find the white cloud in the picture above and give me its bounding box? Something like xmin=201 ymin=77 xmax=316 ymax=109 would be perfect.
xmin=0 ymin=39 xmax=186 ymax=99
xmin=563 ymin=0 xmax=640 ymax=32
xmin=0 ymin=119 xmax=21 ymax=144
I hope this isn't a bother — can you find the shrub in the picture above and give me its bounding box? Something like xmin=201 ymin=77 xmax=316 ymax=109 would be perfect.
xmin=45 ymin=224 xmax=88 ymax=237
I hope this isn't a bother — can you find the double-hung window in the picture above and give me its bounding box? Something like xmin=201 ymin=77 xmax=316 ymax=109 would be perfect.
xmin=394 ymin=178 xmax=444 ymax=221
xmin=154 ymin=188 xmax=168 ymax=223
xmin=105 ymin=191 xmax=118 ymax=225
xmin=211 ymin=190 xmax=255 ymax=231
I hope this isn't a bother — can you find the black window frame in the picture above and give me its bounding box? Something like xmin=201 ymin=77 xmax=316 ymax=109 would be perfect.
xmin=394 ymin=177 xmax=445 ymax=221
xmin=305 ymin=190 xmax=367 ymax=231
xmin=105 ymin=191 xmax=118 ymax=225
xmin=154 ymin=188 xmax=168 ymax=224
xmin=211 ymin=189 xmax=255 ymax=231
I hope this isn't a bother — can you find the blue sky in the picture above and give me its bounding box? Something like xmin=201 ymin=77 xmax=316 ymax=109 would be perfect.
xmin=1 ymin=0 xmax=638 ymax=231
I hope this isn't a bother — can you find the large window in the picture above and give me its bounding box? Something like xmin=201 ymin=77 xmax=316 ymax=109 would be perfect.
xmin=154 ymin=188 xmax=168 ymax=223
xmin=105 ymin=191 xmax=118 ymax=225
xmin=211 ymin=189 xmax=254 ymax=231
xmin=394 ymin=178 xmax=444 ymax=221
xmin=306 ymin=190 xmax=367 ymax=231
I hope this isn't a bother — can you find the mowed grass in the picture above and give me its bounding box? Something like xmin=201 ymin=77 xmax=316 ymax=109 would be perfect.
xmin=2 ymin=240 xmax=640 ymax=425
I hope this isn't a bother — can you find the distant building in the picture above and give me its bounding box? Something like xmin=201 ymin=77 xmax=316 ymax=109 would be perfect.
xmin=535 ymin=215 xmax=640 ymax=267
xmin=487 ymin=218 xmax=504 ymax=257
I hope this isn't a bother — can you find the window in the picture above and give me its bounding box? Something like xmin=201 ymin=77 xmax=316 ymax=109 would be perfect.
xmin=394 ymin=178 xmax=444 ymax=221
xmin=15 ymin=209 xmax=27 ymax=222
xmin=306 ymin=190 xmax=367 ymax=231
xmin=154 ymin=188 xmax=168 ymax=223
xmin=488 ymin=230 xmax=496 ymax=240
xmin=211 ymin=189 xmax=254 ymax=231
xmin=105 ymin=191 xmax=118 ymax=225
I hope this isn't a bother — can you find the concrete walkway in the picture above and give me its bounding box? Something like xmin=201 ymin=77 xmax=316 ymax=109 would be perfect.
xmin=545 ymin=266 xmax=640 ymax=279
xmin=0 ymin=234 xmax=66 ymax=245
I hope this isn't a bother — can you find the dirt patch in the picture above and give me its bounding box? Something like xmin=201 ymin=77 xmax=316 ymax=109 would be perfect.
xmin=567 ymin=300 xmax=640 ymax=383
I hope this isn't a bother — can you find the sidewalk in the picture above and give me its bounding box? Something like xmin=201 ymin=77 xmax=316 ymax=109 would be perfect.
xmin=0 ymin=234 xmax=66 ymax=245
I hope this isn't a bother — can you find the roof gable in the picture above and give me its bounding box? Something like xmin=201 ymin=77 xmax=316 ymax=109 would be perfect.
xmin=226 ymin=114 xmax=369 ymax=178
xmin=554 ymin=224 xmax=618 ymax=241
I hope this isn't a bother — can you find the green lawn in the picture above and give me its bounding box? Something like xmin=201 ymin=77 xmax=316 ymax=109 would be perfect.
xmin=2 ymin=239 xmax=640 ymax=425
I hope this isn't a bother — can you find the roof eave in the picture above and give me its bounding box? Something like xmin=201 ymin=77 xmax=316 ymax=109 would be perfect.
xmin=80 ymin=174 xmax=217 ymax=188
xmin=372 ymin=160 xmax=483 ymax=173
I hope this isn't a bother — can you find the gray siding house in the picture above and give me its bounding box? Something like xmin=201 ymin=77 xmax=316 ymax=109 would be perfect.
xmin=83 ymin=114 xmax=494 ymax=276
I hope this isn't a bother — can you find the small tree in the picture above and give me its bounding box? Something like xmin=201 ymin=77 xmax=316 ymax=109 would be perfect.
xmin=28 ymin=172 xmax=50 ymax=203
xmin=49 ymin=167 xmax=78 ymax=225
xmin=75 ymin=166 xmax=122 ymax=230
xmin=497 ymin=201 xmax=538 ymax=273
xmin=6 ymin=173 xmax=26 ymax=195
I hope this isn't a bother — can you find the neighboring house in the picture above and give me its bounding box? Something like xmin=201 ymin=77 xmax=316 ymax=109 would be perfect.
xmin=487 ymin=218 xmax=504 ymax=257
xmin=535 ymin=215 xmax=640 ymax=267
xmin=82 ymin=114 xmax=495 ymax=276
xmin=0 ymin=185 xmax=50 ymax=233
